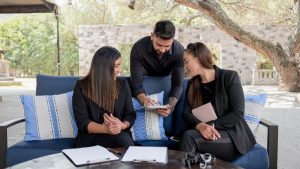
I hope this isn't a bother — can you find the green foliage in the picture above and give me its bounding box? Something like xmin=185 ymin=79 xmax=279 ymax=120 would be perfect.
xmin=256 ymin=55 xmax=274 ymax=69
xmin=0 ymin=14 xmax=56 ymax=75
xmin=119 ymin=43 xmax=133 ymax=75
xmin=59 ymin=23 xmax=79 ymax=76
xmin=0 ymin=14 xmax=78 ymax=76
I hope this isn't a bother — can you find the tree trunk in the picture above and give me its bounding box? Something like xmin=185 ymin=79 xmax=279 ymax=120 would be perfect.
xmin=175 ymin=0 xmax=300 ymax=91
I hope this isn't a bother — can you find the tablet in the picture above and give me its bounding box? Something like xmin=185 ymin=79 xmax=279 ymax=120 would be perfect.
xmin=145 ymin=105 xmax=168 ymax=110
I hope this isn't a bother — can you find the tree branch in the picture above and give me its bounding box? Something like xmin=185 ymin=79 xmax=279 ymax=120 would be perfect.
xmin=174 ymin=0 xmax=288 ymax=65
xmin=289 ymin=1 xmax=300 ymax=56
xmin=186 ymin=14 xmax=203 ymax=25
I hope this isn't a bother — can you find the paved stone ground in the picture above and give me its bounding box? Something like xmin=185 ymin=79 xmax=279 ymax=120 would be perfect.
xmin=0 ymin=78 xmax=299 ymax=168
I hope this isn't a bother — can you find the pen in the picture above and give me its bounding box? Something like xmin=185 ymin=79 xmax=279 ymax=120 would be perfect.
xmin=107 ymin=148 xmax=122 ymax=155
xmin=212 ymin=123 xmax=216 ymax=140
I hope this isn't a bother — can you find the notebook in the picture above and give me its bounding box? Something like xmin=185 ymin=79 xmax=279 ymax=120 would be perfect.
xmin=192 ymin=102 xmax=217 ymax=122
xmin=62 ymin=145 xmax=119 ymax=166
xmin=145 ymin=105 xmax=168 ymax=110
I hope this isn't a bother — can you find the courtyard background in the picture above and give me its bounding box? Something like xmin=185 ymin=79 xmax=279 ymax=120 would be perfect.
xmin=0 ymin=78 xmax=299 ymax=169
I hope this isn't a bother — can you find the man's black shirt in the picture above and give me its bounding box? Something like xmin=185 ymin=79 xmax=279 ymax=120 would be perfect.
xmin=130 ymin=36 xmax=184 ymax=102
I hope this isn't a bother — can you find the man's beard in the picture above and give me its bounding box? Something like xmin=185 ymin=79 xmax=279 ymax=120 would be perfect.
xmin=155 ymin=50 xmax=165 ymax=56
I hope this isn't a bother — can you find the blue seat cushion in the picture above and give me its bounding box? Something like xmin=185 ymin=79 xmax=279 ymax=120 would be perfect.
xmin=134 ymin=139 xmax=178 ymax=150
xmin=232 ymin=144 xmax=269 ymax=169
xmin=6 ymin=138 xmax=74 ymax=166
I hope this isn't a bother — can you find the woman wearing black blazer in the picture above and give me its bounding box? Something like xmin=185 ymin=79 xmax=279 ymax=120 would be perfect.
xmin=72 ymin=46 xmax=136 ymax=148
xmin=179 ymin=42 xmax=256 ymax=161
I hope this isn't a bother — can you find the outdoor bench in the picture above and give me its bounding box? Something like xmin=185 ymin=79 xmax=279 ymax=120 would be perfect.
xmin=0 ymin=74 xmax=278 ymax=169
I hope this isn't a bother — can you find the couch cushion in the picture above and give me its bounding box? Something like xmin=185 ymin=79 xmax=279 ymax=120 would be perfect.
xmin=232 ymin=144 xmax=269 ymax=169
xmin=36 ymin=74 xmax=79 ymax=95
xmin=127 ymin=76 xmax=174 ymax=136
xmin=6 ymin=139 xmax=74 ymax=166
xmin=131 ymin=91 xmax=168 ymax=141
xmin=21 ymin=91 xmax=78 ymax=141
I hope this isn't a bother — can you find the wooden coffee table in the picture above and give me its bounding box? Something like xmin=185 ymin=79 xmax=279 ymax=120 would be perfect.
xmin=10 ymin=148 xmax=242 ymax=169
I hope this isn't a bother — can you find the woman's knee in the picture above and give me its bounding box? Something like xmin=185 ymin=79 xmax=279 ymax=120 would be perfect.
xmin=115 ymin=132 xmax=134 ymax=147
xmin=181 ymin=130 xmax=200 ymax=140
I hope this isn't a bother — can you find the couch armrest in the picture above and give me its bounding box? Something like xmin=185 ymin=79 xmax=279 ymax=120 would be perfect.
xmin=0 ymin=118 xmax=25 ymax=169
xmin=259 ymin=118 xmax=278 ymax=169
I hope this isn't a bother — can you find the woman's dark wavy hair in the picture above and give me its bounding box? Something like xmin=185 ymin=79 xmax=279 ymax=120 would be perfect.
xmin=82 ymin=46 xmax=121 ymax=113
xmin=185 ymin=42 xmax=214 ymax=109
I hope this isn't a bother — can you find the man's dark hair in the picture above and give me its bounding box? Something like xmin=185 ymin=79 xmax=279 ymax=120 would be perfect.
xmin=154 ymin=20 xmax=175 ymax=40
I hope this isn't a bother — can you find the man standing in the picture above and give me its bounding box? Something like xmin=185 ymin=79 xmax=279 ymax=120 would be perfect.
xmin=130 ymin=20 xmax=184 ymax=117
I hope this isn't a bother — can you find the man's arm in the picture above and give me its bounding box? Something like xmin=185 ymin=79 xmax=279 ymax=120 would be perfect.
xmin=130 ymin=45 xmax=146 ymax=104
xmin=168 ymin=50 xmax=184 ymax=108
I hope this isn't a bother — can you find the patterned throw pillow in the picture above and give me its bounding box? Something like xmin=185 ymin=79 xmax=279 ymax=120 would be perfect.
xmin=244 ymin=94 xmax=267 ymax=134
xmin=20 ymin=91 xmax=78 ymax=141
xmin=131 ymin=91 xmax=168 ymax=141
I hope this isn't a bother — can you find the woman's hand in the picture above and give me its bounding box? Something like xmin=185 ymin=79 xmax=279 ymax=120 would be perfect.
xmin=103 ymin=113 xmax=121 ymax=135
xmin=196 ymin=123 xmax=221 ymax=141
xmin=103 ymin=113 xmax=111 ymax=125
xmin=107 ymin=120 xmax=121 ymax=135
xmin=103 ymin=113 xmax=130 ymax=133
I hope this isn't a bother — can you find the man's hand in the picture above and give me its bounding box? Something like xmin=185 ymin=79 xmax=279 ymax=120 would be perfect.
xmin=143 ymin=97 xmax=157 ymax=106
xmin=137 ymin=93 xmax=156 ymax=106
xmin=195 ymin=123 xmax=221 ymax=140
xmin=156 ymin=104 xmax=173 ymax=117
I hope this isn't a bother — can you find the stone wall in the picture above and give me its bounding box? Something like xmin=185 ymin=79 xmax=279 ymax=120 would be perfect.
xmin=78 ymin=24 xmax=292 ymax=85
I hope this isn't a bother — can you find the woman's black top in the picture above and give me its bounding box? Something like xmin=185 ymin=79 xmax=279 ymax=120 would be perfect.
xmin=183 ymin=66 xmax=256 ymax=154
xmin=72 ymin=78 xmax=136 ymax=147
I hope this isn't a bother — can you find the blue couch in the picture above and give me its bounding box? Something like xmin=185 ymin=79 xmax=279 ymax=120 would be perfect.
xmin=0 ymin=74 xmax=278 ymax=169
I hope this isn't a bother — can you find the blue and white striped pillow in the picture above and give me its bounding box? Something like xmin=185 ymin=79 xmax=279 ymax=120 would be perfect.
xmin=20 ymin=91 xmax=78 ymax=141
xmin=244 ymin=94 xmax=267 ymax=134
xmin=131 ymin=91 xmax=168 ymax=141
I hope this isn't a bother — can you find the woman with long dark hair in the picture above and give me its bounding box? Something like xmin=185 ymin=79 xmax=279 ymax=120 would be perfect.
xmin=73 ymin=46 xmax=136 ymax=148
xmin=179 ymin=42 xmax=256 ymax=162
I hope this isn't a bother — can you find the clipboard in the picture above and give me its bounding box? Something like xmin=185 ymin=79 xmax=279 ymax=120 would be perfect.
xmin=145 ymin=105 xmax=168 ymax=110
xmin=62 ymin=145 xmax=119 ymax=166
xmin=121 ymin=146 xmax=167 ymax=164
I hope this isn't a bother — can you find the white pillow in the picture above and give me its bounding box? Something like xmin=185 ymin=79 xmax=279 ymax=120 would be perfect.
xmin=244 ymin=94 xmax=267 ymax=135
xmin=20 ymin=91 xmax=78 ymax=141
xmin=130 ymin=91 xmax=168 ymax=141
